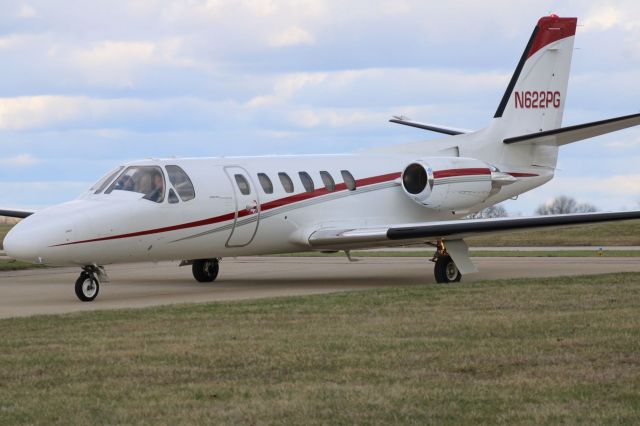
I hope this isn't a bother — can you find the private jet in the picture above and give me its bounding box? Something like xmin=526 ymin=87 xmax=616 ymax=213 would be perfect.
xmin=3 ymin=15 xmax=640 ymax=301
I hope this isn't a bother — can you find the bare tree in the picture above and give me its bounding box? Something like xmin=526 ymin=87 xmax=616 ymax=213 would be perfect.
xmin=466 ymin=204 xmax=508 ymax=219
xmin=535 ymin=195 xmax=598 ymax=215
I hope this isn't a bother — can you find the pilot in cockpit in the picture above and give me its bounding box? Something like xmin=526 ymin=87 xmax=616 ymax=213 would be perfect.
xmin=106 ymin=166 xmax=165 ymax=203
xmin=146 ymin=170 xmax=165 ymax=202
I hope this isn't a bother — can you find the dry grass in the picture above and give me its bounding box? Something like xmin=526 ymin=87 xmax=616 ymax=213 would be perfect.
xmin=0 ymin=259 xmax=46 ymax=271
xmin=1 ymin=273 xmax=639 ymax=424
xmin=0 ymin=224 xmax=12 ymax=250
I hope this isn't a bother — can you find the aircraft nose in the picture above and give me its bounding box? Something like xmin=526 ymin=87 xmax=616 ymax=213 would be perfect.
xmin=3 ymin=223 xmax=41 ymax=263
xmin=3 ymin=210 xmax=76 ymax=265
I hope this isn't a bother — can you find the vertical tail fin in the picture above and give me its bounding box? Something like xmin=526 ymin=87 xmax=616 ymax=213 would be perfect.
xmin=493 ymin=15 xmax=577 ymax=137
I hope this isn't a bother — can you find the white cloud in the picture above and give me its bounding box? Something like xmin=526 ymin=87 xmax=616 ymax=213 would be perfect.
xmin=1 ymin=0 xmax=640 ymax=212
xmin=0 ymin=96 xmax=84 ymax=130
xmin=582 ymin=6 xmax=623 ymax=31
xmin=17 ymin=3 xmax=37 ymax=18
xmin=73 ymin=41 xmax=156 ymax=66
xmin=69 ymin=41 xmax=157 ymax=87
xmin=66 ymin=38 xmax=204 ymax=87
xmin=0 ymin=34 xmax=35 ymax=50
xmin=0 ymin=96 xmax=151 ymax=130
xmin=246 ymin=95 xmax=280 ymax=108
xmin=289 ymin=108 xmax=385 ymax=128
xmin=268 ymin=26 xmax=315 ymax=47
xmin=0 ymin=154 xmax=39 ymax=167
xmin=243 ymin=0 xmax=277 ymax=16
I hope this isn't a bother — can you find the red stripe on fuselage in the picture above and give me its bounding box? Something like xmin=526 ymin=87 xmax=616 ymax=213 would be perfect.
xmin=506 ymin=172 xmax=539 ymax=178
xmin=52 ymin=171 xmax=402 ymax=247
xmin=432 ymin=168 xmax=491 ymax=179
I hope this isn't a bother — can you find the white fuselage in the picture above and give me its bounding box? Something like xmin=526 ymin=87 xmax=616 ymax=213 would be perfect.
xmin=5 ymin=152 xmax=550 ymax=266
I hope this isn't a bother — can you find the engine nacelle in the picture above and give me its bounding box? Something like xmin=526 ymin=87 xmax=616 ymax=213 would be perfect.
xmin=401 ymin=157 xmax=494 ymax=211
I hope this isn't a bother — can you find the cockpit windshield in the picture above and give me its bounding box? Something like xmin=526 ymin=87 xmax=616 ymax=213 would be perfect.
xmin=105 ymin=166 xmax=165 ymax=203
xmin=90 ymin=166 xmax=124 ymax=194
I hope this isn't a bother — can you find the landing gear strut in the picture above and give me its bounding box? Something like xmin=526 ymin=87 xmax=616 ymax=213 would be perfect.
xmin=192 ymin=259 xmax=220 ymax=283
xmin=75 ymin=266 xmax=103 ymax=302
xmin=432 ymin=240 xmax=462 ymax=283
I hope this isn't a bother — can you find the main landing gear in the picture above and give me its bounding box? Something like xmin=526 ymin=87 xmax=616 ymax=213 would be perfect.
xmin=191 ymin=258 xmax=220 ymax=283
xmin=75 ymin=265 xmax=108 ymax=302
xmin=432 ymin=240 xmax=462 ymax=284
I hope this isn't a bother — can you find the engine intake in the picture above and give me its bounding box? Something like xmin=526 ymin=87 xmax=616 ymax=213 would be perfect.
xmin=402 ymin=163 xmax=431 ymax=194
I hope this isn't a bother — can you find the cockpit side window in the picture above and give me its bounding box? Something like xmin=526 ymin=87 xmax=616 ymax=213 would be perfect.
xmin=91 ymin=166 xmax=124 ymax=194
xmin=105 ymin=166 xmax=166 ymax=203
xmin=166 ymin=165 xmax=196 ymax=202
xmin=168 ymin=189 xmax=180 ymax=204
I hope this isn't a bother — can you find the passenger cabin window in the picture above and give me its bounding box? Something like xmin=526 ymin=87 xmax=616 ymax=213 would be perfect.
xmin=168 ymin=189 xmax=180 ymax=204
xmin=320 ymin=171 xmax=335 ymax=192
xmin=234 ymin=174 xmax=251 ymax=195
xmin=299 ymin=172 xmax=314 ymax=193
xmin=278 ymin=172 xmax=294 ymax=193
xmin=341 ymin=170 xmax=356 ymax=191
xmin=106 ymin=166 xmax=166 ymax=203
xmin=166 ymin=165 xmax=195 ymax=201
xmin=257 ymin=173 xmax=273 ymax=194
xmin=91 ymin=166 xmax=124 ymax=194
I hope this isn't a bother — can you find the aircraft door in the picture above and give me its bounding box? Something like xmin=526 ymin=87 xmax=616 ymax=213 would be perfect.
xmin=224 ymin=166 xmax=260 ymax=247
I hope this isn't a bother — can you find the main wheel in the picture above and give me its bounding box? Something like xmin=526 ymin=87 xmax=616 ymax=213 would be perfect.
xmin=75 ymin=272 xmax=100 ymax=302
xmin=192 ymin=259 xmax=219 ymax=283
xmin=434 ymin=255 xmax=462 ymax=283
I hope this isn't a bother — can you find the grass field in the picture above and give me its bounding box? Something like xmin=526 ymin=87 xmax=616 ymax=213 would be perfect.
xmin=0 ymin=224 xmax=11 ymax=250
xmin=1 ymin=273 xmax=639 ymax=424
xmin=0 ymin=259 xmax=46 ymax=271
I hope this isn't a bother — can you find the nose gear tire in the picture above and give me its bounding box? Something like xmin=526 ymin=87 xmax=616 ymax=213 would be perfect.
xmin=75 ymin=272 xmax=100 ymax=302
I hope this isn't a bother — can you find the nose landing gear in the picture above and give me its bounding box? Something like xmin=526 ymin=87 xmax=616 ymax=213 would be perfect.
xmin=74 ymin=265 xmax=108 ymax=302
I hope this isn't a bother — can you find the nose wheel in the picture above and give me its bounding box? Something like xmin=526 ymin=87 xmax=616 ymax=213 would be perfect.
xmin=75 ymin=271 xmax=100 ymax=302
xmin=74 ymin=265 xmax=108 ymax=302
xmin=192 ymin=259 xmax=220 ymax=283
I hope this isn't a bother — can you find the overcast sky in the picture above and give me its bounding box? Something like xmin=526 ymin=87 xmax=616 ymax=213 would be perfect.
xmin=1 ymin=0 xmax=640 ymax=214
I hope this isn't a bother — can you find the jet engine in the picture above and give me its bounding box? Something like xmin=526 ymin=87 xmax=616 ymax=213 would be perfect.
xmin=401 ymin=157 xmax=506 ymax=211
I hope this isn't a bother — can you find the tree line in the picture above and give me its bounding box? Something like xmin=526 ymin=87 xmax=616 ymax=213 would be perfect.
xmin=467 ymin=196 xmax=598 ymax=219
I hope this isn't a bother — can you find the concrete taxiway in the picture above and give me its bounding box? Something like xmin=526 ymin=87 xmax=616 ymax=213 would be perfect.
xmin=0 ymin=256 xmax=639 ymax=318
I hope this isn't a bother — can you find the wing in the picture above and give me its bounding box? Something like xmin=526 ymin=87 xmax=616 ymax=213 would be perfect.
xmin=0 ymin=208 xmax=35 ymax=219
xmin=503 ymin=112 xmax=640 ymax=146
xmin=308 ymin=210 xmax=640 ymax=250
xmin=389 ymin=116 xmax=471 ymax=136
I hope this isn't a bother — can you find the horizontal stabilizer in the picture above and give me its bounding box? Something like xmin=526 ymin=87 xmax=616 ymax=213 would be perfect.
xmin=389 ymin=116 xmax=470 ymax=136
xmin=504 ymin=112 xmax=640 ymax=146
